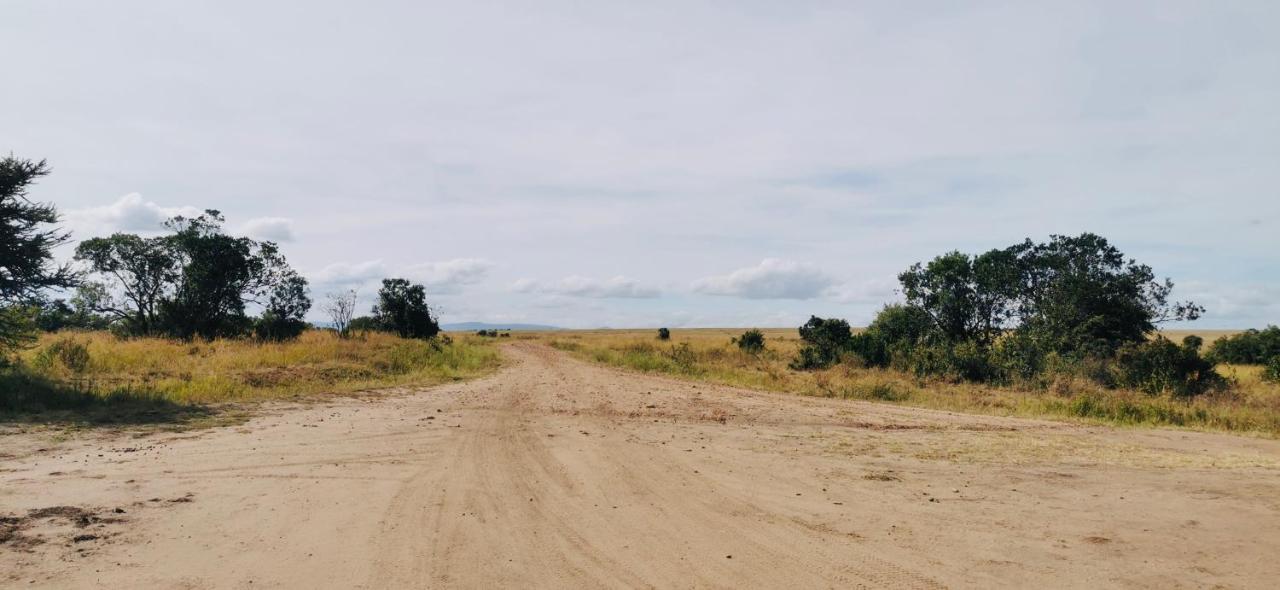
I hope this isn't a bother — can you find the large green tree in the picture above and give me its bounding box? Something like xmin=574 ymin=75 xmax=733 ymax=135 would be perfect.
xmin=898 ymin=247 xmax=1021 ymax=346
xmin=74 ymin=233 xmax=178 ymax=334
xmin=77 ymin=210 xmax=310 ymax=340
xmin=372 ymin=278 xmax=439 ymax=339
xmin=159 ymin=211 xmax=293 ymax=339
xmin=1013 ymin=233 xmax=1202 ymax=356
xmin=1 ymin=156 xmax=78 ymax=352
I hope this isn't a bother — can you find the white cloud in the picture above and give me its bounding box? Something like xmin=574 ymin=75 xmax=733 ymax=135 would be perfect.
xmin=692 ymin=259 xmax=836 ymax=300
xmin=311 ymin=260 xmax=388 ymax=287
xmin=828 ymin=278 xmax=900 ymax=305
xmin=241 ymin=217 xmax=296 ymax=242
xmin=64 ymin=193 xmax=201 ymax=236
xmin=403 ymin=258 xmax=495 ymax=292
xmin=511 ymin=275 xmax=659 ymax=299
xmin=1175 ymin=282 xmax=1280 ymax=327
xmin=310 ymin=258 xmax=493 ymax=294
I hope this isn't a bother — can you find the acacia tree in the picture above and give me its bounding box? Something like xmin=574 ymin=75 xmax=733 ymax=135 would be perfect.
xmin=1 ymin=156 xmax=78 ymax=352
xmin=372 ymin=278 xmax=439 ymax=339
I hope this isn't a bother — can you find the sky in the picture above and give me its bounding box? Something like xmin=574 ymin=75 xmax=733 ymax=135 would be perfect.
xmin=2 ymin=0 xmax=1278 ymax=329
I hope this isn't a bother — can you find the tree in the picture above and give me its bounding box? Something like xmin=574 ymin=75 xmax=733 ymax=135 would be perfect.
xmin=1 ymin=156 xmax=78 ymax=353
xmin=324 ymin=289 xmax=358 ymax=338
xmin=1014 ymin=233 xmax=1201 ymax=357
xmin=159 ymin=211 xmax=285 ymax=339
xmin=1206 ymin=326 xmax=1280 ymax=364
xmin=657 ymin=327 xmax=670 ymax=340
xmin=254 ymin=273 xmax=311 ymax=341
xmin=74 ymin=234 xmax=177 ymax=335
xmin=77 ymin=210 xmax=309 ymax=340
xmin=898 ymin=233 xmax=1201 ymax=359
xmin=898 ymin=247 xmax=1020 ymax=346
xmin=372 ymin=278 xmax=439 ymax=339
xmin=33 ymin=284 xmax=113 ymax=332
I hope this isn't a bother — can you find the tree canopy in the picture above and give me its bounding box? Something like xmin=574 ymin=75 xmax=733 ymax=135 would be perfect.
xmin=372 ymin=278 xmax=439 ymax=339
xmin=76 ymin=210 xmax=310 ymax=340
xmin=1 ymin=156 xmax=78 ymax=352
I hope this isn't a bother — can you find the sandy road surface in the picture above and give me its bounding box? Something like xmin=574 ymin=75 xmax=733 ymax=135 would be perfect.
xmin=3 ymin=343 xmax=1280 ymax=589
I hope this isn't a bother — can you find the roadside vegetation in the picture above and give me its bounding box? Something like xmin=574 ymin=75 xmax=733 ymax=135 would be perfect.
xmin=1 ymin=154 xmax=493 ymax=425
xmin=549 ymin=329 xmax=1280 ymax=435
xmin=2 ymin=330 xmax=499 ymax=418
xmin=547 ymin=233 xmax=1280 ymax=436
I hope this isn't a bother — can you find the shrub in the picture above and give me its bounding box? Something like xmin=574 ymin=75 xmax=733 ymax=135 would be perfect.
xmin=898 ymin=342 xmax=995 ymax=382
xmin=991 ymin=331 xmax=1048 ymax=382
xmin=735 ymin=329 xmax=765 ymax=353
xmin=348 ymin=316 xmax=380 ymax=333
xmin=33 ymin=338 xmax=91 ymax=373
xmin=1112 ymin=336 xmax=1224 ymax=397
xmin=657 ymin=327 xmax=670 ymax=340
xmin=253 ymin=313 xmax=308 ymax=342
xmin=863 ymin=382 xmax=909 ymax=402
xmin=793 ymin=316 xmax=851 ymax=370
xmin=1206 ymin=326 xmax=1280 ymax=364
xmin=789 ymin=345 xmax=828 ymax=371
xmin=666 ymin=342 xmax=696 ymax=371
xmin=950 ymin=340 xmax=997 ymax=382
xmin=848 ymin=304 xmax=937 ymax=368
xmin=1264 ymin=356 xmax=1280 ymax=384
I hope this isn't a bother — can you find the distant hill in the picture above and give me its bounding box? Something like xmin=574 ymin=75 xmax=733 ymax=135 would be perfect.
xmin=442 ymin=322 xmax=561 ymax=332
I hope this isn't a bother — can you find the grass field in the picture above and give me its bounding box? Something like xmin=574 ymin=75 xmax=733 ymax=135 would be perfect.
xmin=1 ymin=330 xmax=501 ymax=426
xmin=536 ymin=328 xmax=1280 ymax=436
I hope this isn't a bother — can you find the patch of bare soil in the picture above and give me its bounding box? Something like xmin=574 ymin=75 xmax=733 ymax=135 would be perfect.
xmin=2 ymin=342 xmax=1279 ymax=588
xmin=0 ymin=505 xmax=127 ymax=556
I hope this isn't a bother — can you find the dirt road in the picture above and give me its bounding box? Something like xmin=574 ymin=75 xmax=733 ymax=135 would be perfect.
xmin=3 ymin=343 xmax=1280 ymax=588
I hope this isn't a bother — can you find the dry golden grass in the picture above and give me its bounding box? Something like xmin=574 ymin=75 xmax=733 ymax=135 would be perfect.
xmin=6 ymin=330 xmax=501 ymax=409
xmin=535 ymin=328 xmax=1280 ymax=436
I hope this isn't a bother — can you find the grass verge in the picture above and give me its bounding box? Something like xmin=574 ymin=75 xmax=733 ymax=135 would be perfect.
xmin=542 ymin=329 xmax=1280 ymax=437
xmin=1 ymin=330 xmax=501 ymax=428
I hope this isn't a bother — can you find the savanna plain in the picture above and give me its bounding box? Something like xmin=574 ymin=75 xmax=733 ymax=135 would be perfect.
xmin=2 ymin=328 xmax=1279 ymax=589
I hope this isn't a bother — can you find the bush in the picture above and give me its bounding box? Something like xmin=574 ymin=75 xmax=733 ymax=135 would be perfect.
xmin=33 ymin=338 xmax=91 ymax=373
xmin=991 ymin=331 xmax=1048 ymax=382
xmin=348 ymin=316 xmax=380 ymax=333
xmin=793 ymin=316 xmax=852 ymax=370
xmin=898 ymin=342 xmax=995 ymax=382
xmin=1264 ymin=356 xmax=1280 ymax=384
xmin=657 ymin=327 xmax=670 ymax=340
xmin=1206 ymin=326 xmax=1280 ymax=364
xmin=847 ymin=304 xmax=937 ymax=368
xmin=1112 ymin=336 xmax=1224 ymax=397
xmin=789 ymin=345 xmax=829 ymax=371
xmin=253 ymin=313 xmax=308 ymax=342
xmin=666 ymin=342 xmax=696 ymax=371
xmin=735 ymin=329 xmax=765 ymax=353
